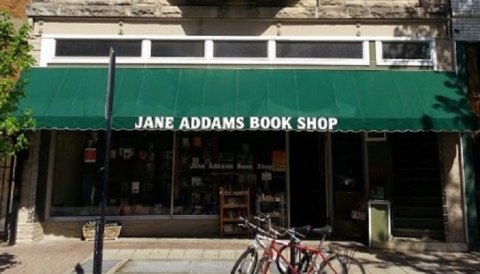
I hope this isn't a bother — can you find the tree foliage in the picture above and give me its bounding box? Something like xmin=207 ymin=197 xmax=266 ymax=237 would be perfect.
xmin=0 ymin=10 xmax=35 ymax=159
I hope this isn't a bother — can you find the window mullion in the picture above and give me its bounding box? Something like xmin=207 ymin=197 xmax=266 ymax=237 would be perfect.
xmin=205 ymin=40 xmax=214 ymax=61
xmin=268 ymin=40 xmax=276 ymax=61
xmin=142 ymin=40 xmax=151 ymax=59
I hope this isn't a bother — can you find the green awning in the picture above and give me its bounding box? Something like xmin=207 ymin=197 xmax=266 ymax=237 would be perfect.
xmin=18 ymin=67 xmax=478 ymax=131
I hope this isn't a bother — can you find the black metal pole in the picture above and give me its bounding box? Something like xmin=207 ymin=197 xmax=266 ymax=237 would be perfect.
xmin=93 ymin=48 xmax=116 ymax=274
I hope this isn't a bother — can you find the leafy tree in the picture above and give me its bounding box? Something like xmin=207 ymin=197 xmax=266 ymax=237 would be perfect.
xmin=0 ymin=10 xmax=35 ymax=159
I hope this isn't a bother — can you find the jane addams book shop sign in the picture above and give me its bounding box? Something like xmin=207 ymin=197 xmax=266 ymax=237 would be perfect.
xmin=134 ymin=116 xmax=338 ymax=131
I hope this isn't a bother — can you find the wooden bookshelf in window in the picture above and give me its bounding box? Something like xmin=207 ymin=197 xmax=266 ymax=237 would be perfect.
xmin=219 ymin=188 xmax=250 ymax=237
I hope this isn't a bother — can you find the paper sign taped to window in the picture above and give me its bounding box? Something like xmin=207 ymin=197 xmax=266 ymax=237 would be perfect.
xmin=131 ymin=181 xmax=140 ymax=194
xmin=261 ymin=172 xmax=272 ymax=181
xmin=351 ymin=210 xmax=366 ymax=221
xmin=84 ymin=148 xmax=96 ymax=163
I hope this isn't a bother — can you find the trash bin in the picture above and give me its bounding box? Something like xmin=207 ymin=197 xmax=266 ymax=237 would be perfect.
xmin=368 ymin=200 xmax=391 ymax=248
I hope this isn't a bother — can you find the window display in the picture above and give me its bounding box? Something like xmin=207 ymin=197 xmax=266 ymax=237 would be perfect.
xmin=50 ymin=131 xmax=173 ymax=216
xmin=174 ymin=131 xmax=286 ymax=216
xmin=50 ymin=130 xmax=286 ymax=218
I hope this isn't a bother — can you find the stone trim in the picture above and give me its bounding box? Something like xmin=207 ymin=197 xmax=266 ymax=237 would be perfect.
xmin=27 ymin=1 xmax=448 ymax=19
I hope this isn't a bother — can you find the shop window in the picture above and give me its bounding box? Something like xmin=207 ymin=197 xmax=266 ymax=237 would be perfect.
xmin=49 ymin=131 xmax=286 ymax=218
xmin=276 ymin=41 xmax=363 ymax=59
xmin=49 ymin=131 xmax=173 ymax=217
xmin=213 ymin=41 xmax=268 ymax=58
xmin=174 ymin=131 xmax=286 ymax=216
xmin=55 ymin=39 xmax=142 ymax=57
xmin=151 ymin=40 xmax=204 ymax=57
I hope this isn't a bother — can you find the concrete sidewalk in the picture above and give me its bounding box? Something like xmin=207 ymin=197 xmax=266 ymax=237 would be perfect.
xmin=0 ymin=238 xmax=478 ymax=273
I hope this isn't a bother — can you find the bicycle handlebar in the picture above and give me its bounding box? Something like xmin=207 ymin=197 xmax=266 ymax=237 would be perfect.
xmin=238 ymin=215 xmax=332 ymax=246
xmin=238 ymin=216 xmax=270 ymax=236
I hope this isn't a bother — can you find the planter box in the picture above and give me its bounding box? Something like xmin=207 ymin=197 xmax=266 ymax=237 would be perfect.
xmin=82 ymin=225 xmax=122 ymax=241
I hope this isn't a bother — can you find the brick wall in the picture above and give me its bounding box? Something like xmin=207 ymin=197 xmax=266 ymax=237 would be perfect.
xmin=451 ymin=0 xmax=480 ymax=41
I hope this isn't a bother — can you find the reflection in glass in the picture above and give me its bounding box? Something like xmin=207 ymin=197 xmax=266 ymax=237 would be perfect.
xmin=50 ymin=131 xmax=173 ymax=216
xmin=174 ymin=131 xmax=286 ymax=215
xmin=214 ymin=41 xmax=267 ymax=58
xmin=151 ymin=40 xmax=204 ymax=57
xmin=382 ymin=42 xmax=430 ymax=59
xmin=55 ymin=40 xmax=142 ymax=57
xmin=277 ymin=41 xmax=363 ymax=59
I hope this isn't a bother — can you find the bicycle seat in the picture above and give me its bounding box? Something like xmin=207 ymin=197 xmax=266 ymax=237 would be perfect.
xmin=293 ymin=225 xmax=312 ymax=236
xmin=311 ymin=225 xmax=333 ymax=236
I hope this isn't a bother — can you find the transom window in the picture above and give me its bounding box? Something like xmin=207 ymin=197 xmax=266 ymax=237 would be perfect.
xmin=40 ymin=36 xmax=435 ymax=68
xmin=151 ymin=40 xmax=204 ymax=57
xmin=55 ymin=39 xmax=142 ymax=57
xmin=382 ymin=41 xmax=431 ymax=60
xmin=375 ymin=40 xmax=434 ymax=67
xmin=214 ymin=41 xmax=268 ymax=58
xmin=276 ymin=41 xmax=363 ymax=59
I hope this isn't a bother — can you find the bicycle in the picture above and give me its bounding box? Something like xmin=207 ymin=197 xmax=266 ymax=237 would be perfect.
xmin=231 ymin=215 xmax=280 ymax=274
xmin=278 ymin=229 xmax=366 ymax=274
xmin=255 ymin=225 xmax=347 ymax=274
xmin=328 ymin=244 xmax=366 ymax=274
xmin=232 ymin=214 xmax=306 ymax=274
xmin=233 ymin=215 xmax=362 ymax=274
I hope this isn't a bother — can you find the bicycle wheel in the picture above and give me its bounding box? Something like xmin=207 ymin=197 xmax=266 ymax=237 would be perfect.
xmin=338 ymin=255 xmax=365 ymax=274
xmin=231 ymin=247 xmax=259 ymax=274
xmin=296 ymin=250 xmax=314 ymax=273
xmin=275 ymin=245 xmax=308 ymax=274
xmin=317 ymin=255 xmax=347 ymax=274
xmin=254 ymin=256 xmax=271 ymax=274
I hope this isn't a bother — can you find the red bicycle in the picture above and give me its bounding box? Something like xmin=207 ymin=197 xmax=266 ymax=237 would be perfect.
xmin=254 ymin=225 xmax=347 ymax=274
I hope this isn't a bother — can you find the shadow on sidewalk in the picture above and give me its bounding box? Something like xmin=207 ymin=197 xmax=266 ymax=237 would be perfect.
xmin=357 ymin=250 xmax=480 ymax=273
xmin=74 ymin=263 xmax=85 ymax=274
xmin=0 ymin=252 xmax=18 ymax=272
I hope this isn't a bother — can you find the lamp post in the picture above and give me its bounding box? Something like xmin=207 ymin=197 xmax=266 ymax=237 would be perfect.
xmin=93 ymin=48 xmax=116 ymax=274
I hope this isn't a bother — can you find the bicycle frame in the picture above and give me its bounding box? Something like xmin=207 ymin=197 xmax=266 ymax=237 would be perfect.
xmin=235 ymin=216 xmax=345 ymax=274
xmin=234 ymin=216 xmax=343 ymax=274
xmin=256 ymin=237 xmax=290 ymax=274
xmin=294 ymin=244 xmax=340 ymax=274
xmin=258 ymin=240 xmax=342 ymax=274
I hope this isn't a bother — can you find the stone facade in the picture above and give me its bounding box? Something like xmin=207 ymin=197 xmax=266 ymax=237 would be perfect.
xmin=18 ymin=0 xmax=471 ymax=251
xmin=16 ymin=132 xmax=43 ymax=244
xmin=439 ymin=133 xmax=467 ymax=244
xmin=27 ymin=0 xmax=448 ymax=19
xmin=452 ymin=0 xmax=480 ymax=41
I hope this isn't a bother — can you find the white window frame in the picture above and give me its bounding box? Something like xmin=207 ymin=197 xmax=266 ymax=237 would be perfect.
xmin=150 ymin=38 xmax=206 ymax=60
xmin=273 ymin=37 xmax=369 ymax=66
xmin=375 ymin=38 xmax=436 ymax=68
xmin=40 ymin=36 xmax=147 ymax=66
xmin=210 ymin=39 xmax=270 ymax=60
xmin=39 ymin=35 xmax=371 ymax=67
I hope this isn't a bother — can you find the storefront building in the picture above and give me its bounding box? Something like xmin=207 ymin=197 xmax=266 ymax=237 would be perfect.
xmin=452 ymin=0 xmax=480 ymax=248
xmin=13 ymin=0 xmax=477 ymax=250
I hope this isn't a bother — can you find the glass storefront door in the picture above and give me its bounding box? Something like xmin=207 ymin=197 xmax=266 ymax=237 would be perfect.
xmin=331 ymin=133 xmax=365 ymax=239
